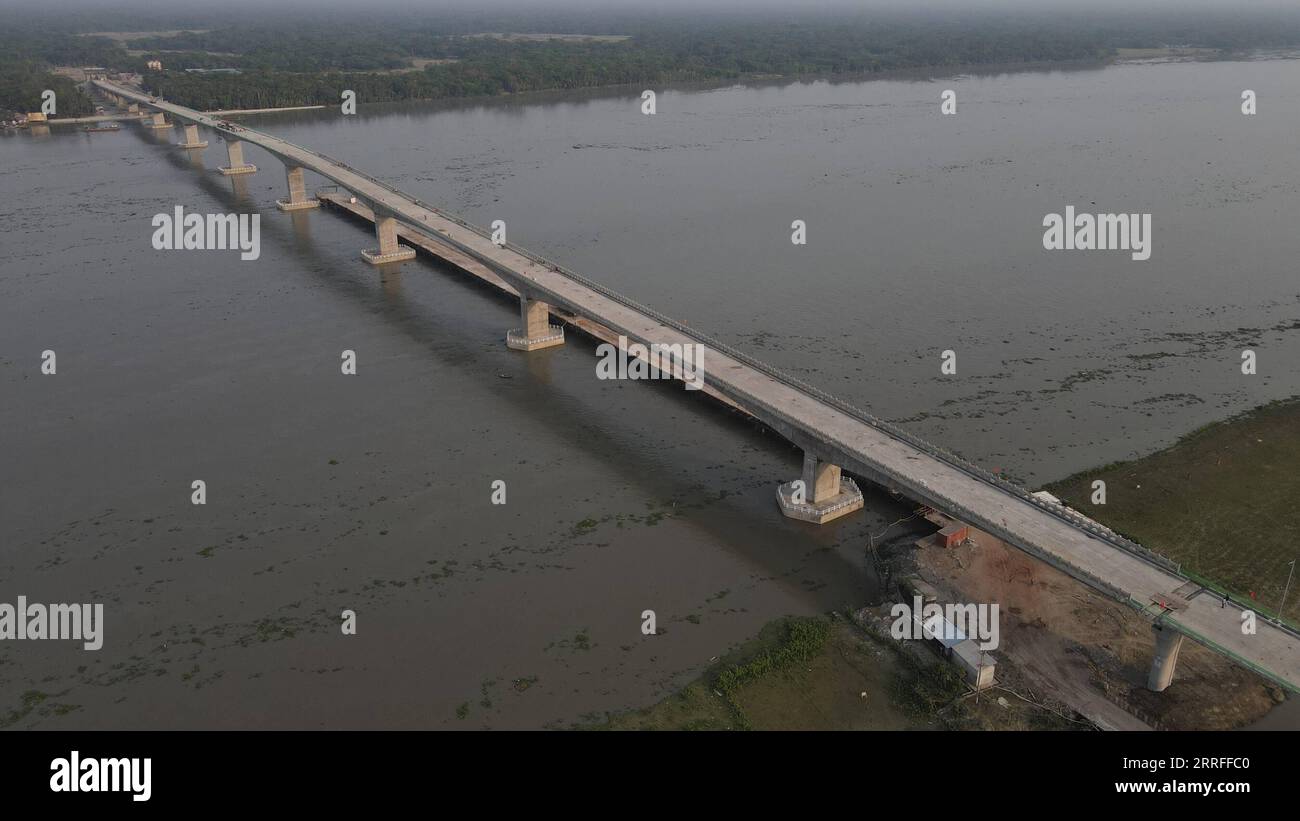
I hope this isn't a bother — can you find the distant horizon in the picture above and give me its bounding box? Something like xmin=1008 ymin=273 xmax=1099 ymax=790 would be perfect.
xmin=6 ymin=0 xmax=1300 ymax=21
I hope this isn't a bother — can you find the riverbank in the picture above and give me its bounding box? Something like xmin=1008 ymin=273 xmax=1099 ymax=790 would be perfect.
xmin=1113 ymin=47 xmax=1223 ymax=63
xmin=595 ymin=614 xmax=1080 ymax=731
xmin=906 ymin=518 xmax=1285 ymax=730
xmin=205 ymin=105 xmax=327 ymax=116
xmin=151 ymin=56 xmax=1119 ymax=117
xmin=1046 ymin=398 xmax=1300 ymax=625
xmin=598 ymin=398 xmax=1300 ymax=731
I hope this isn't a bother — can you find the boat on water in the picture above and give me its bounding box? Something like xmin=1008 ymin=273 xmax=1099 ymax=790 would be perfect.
xmin=82 ymin=123 xmax=121 ymax=132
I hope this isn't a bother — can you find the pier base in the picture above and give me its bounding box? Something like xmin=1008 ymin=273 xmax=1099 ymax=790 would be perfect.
xmin=777 ymin=452 xmax=864 ymax=524
xmin=177 ymin=124 xmax=207 ymax=149
xmin=507 ymin=297 xmax=565 ymax=351
xmin=276 ymin=166 xmax=320 ymax=211
xmin=361 ymin=215 xmax=415 ymax=264
xmin=219 ymin=139 xmax=257 ymax=175
xmin=1146 ymin=623 xmax=1184 ymax=692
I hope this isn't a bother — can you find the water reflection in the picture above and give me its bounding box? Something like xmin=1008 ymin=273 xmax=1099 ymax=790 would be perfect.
xmin=4 ymin=56 xmax=1297 ymax=729
xmin=288 ymin=209 xmax=313 ymax=245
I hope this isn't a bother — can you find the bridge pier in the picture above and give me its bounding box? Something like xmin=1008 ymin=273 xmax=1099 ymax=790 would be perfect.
xmin=219 ymin=139 xmax=258 ymax=176
xmin=127 ymin=103 xmax=139 ymax=113
xmin=506 ymin=296 xmax=565 ymax=351
xmin=1146 ymin=623 xmax=1184 ymax=692
xmin=361 ymin=214 xmax=416 ymax=264
xmin=276 ymin=166 xmax=319 ymax=211
xmin=144 ymin=111 xmax=172 ymax=130
xmin=777 ymin=451 xmax=864 ymax=524
xmin=176 ymin=123 xmax=207 ymax=149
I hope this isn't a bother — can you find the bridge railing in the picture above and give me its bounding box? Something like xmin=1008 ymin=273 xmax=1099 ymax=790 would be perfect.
xmin=295 ymin=136 xmax=1189 ymax=579
xmin=901 ymin=472 xmax=1134 ymax=604
xmin=147 ymin=90 xmax=1299 ymax=622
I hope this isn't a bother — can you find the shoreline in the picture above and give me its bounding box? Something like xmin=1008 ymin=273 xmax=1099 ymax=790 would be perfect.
xmin=149 ymin=56 xmax=1120 ymax=117
xmin=121 ymin=48 xmax=1300 ymax=118
xmin=205 ymin=104 xmax=327 ymax=116
xmin=157 ymin=48 xmax=1300 ymax=121
xmin=599 ymin=397 xmax=1300 ymax=730
xmin=1045 ymin=396 xmax=1300 ymax=626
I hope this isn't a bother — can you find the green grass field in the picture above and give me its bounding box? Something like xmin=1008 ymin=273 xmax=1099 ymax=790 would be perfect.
xmin=594 ymin=615 xmax=1077 ymax=730
xmin=1047 ymin=398 xmax=1300 ymax=624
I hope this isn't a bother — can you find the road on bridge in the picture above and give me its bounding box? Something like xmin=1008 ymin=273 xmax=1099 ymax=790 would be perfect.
xmin=94 ymin=79 xmax=1300 ymax=695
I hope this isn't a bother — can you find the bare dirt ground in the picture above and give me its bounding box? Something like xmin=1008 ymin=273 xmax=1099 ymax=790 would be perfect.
xmin=906 ymin=517 xmax=1287 ymax=730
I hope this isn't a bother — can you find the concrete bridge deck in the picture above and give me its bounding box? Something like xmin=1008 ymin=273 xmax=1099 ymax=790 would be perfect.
xmin=93 ymin=79 xmax=1300 ymax=695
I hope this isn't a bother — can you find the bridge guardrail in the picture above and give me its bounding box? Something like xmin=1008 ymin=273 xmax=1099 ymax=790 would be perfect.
xmin=291 ymin=136 xmax=1196 ymax=579
xmin=120 ymin=85 xmax=1300 ymax=639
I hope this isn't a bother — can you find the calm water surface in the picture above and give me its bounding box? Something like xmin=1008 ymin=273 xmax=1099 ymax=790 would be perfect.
xmin=2 ymin=57 xmax=1297 ymax=728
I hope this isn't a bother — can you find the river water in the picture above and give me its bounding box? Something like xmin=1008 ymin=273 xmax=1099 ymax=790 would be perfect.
xmin=2 ymin=56 xmax=1298 ymax=728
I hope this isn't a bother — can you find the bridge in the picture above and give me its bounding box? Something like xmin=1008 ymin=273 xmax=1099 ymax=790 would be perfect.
xmin=42 ymin=112 xmax=149 ymax=125
xmin=93 ymin=79 xmax=1300 ymax=697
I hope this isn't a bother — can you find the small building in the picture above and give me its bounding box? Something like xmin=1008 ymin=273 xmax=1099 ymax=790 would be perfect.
xmin=146 ymin=60 xmax=163 ymax=71
xmin=938 ymin=523 xmax=969 ymax=548
xmin=914 ymin=611 xmax=997 ymax=690
xmin=950 ymin=639 xmax=997 ymax=690
xmin=26 ymin=112 xmax=47 ymax=123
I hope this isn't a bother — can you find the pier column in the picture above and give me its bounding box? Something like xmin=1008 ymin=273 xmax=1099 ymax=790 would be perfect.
xmin=276 ymin=166 xmax=319 ymax=211
xmin=218 ymin=139 xmax=257 ymax=176
xmin=144 ymin=111 xmax=172 ymax=130
xmin=776 ymin=451 xmax=864 ymax=524
xmin=360 ymin=214 xmax=416 ymax=264
xmin=176 ymin=123 xmax=207 ymax=149
xmin=506 ymin=296 xmax=565 ymax=351
xmin=1146 ymin=623 xmax=1184 ymax=692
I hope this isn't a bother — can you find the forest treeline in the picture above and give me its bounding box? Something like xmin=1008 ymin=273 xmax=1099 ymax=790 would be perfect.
xmin=138 ymin=32 xmax=1104 ymax=111
xmin=0 ymin=30 xmax=123 ymax=116
xmin=0 ymin=66 xmax=94 ymax=118
xmin=4 ymin=8 xmax=1300 ymax=115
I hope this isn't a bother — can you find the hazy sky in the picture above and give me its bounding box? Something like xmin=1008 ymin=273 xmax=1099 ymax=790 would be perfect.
xmin=5 ymin=0 xmax=1298 ymax=33
xmin=3 ymin=0 xmax=1297 ymax=12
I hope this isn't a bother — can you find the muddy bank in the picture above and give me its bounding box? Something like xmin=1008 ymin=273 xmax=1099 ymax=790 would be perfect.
xmin=901 ymin=521 xmax=1288 ymax=731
